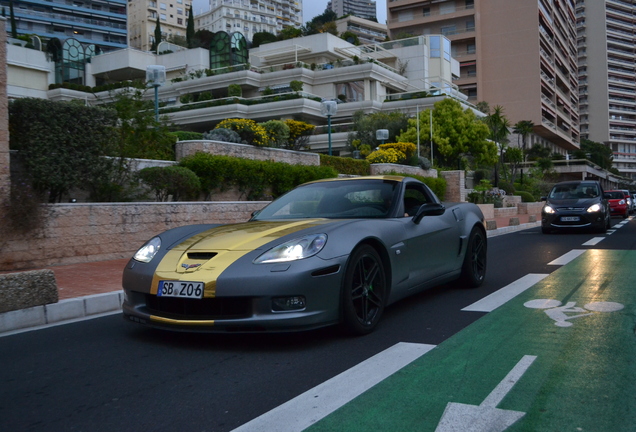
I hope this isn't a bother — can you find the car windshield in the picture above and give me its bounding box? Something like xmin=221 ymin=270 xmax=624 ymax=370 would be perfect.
xmin=253 ymin=179 xmax=399 ymax=220
xmin=549 ymin=183 xmax=600 ymax=199
xmin=607 ymin=191 xmax=625 ymax=200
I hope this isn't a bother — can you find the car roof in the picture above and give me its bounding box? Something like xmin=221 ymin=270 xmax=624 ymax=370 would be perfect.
xmin=553 ymin=180 xmax=600 ymax=186
xmin=304 ymin=175 xmax=408 ymax=186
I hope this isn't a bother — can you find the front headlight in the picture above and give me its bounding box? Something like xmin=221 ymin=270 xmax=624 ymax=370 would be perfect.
xmin=254 ymin=234 xmax=327 ymax=264
xmin=133 ymin=236 xmax=161 ymax=263
xmin=543 ymin=205 xmax=555 ymax=214
xmin=587 ymin=204 xmax=602 ymax=213
xmin=619 ymin=199 xmax=626 ymax=205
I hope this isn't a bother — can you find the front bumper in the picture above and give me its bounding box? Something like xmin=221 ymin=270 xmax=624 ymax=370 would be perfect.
xmin=122 ymin=255 xmax=347 ymax=333
xmin=542 ymin=210 xmax=605 ymax=230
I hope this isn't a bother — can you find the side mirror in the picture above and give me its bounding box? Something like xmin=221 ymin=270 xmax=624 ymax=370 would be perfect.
xmin=412 ymin=203 xmax=445 ymax=224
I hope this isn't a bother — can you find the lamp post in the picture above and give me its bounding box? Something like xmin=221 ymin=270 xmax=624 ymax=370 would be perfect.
xmin=321 ymin=100 xmax=338 ymax=156
xmin=376 ymin=129 xmax=389 ymax=145
xmin=146 ymin=65 xmax=166 ymax=122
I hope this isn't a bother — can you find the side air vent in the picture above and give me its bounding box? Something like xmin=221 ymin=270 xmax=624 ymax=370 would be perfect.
xmin=187 ymin=252 xmax=217 ymax=260
xmin=311 ymin=265 xmax=341 ymax=277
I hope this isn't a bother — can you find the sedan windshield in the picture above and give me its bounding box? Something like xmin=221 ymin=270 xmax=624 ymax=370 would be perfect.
xmin=549 ymin=183 xmax=600 ymax=199
xmin=253 ymin=179 xmax=399 ymax=220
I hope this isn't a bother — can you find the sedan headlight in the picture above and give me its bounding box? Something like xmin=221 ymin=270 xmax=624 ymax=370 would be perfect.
xmin=619 ymin=199 xmax=626 ymax=205
xmin=543 ymin=205 xmax=555 ymax=214
xmin=133 ymin=236 xmax=161 ymax=263
xmin=255 ymin=234 xmax=327 ymax=264
xmin=587 ymin=204 xmax=602 ymax=213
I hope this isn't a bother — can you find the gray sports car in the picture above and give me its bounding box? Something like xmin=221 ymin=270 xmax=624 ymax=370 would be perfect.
xmin=122 ymin=175 xmax=487 ymax=335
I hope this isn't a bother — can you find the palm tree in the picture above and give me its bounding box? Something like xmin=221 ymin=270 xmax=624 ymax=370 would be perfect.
xmin=485 ymin=105 xmax=510 ymax=187
xmin=513 ymin=120 xmax=534 ymax=185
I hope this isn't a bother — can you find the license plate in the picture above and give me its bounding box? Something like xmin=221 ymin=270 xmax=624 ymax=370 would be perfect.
xmin=561 ymin=216 xmax=580 ymax=222
xmin=157 ymin=281 xmax=204 ymax=299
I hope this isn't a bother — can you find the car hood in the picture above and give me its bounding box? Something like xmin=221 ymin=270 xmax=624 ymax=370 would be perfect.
xmin=545 ymin=198 xmax=600 ymax=208
xmin=152 ymin=219 xmax=337 ymax=294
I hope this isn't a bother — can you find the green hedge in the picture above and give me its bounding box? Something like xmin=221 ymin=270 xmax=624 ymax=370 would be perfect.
xmin=179 ymin=152 xmax=338 ymax=200
xmin=515 ymin=190 xmax=536 ymax=203
xmin=169 ymin=131 xmax=204 ymax=141
xmin=320 ymin=154 xmax=370 ymax=176
xmin=138 ymin=166 xmax=201 ymax=201
xmin=387 ymin=171 xmax=447 ymax=199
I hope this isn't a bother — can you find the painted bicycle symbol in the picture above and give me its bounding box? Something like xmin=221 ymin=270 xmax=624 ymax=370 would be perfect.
xmin=524 ymin=299 xmax=624 ymax=327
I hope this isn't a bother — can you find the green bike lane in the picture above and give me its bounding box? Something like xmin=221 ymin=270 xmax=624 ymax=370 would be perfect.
xmin=308 ymin=249 xmax=636 ymax=432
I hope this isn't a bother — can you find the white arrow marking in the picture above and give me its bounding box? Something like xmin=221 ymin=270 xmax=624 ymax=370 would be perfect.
xmin=435 ymin=355 xmax=537 ymax=432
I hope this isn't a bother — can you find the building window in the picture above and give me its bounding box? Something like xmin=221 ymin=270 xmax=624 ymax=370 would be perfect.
xmin=160 ymin=3 xmax=167 ymax=10
xmin=430 ymin=36 xmax=440 ymax=57
xmin=177 ymin=18 xmax=183 ymax=24
xmin=149 ymin=1 xmax=157 ymax=7
xmin=160 ymin=13 xmax=167 ymax=20
xmin=423 ymin=7 xmax=430 ymax=16
xmin=177 ymin=7 xmax=183 ymax=14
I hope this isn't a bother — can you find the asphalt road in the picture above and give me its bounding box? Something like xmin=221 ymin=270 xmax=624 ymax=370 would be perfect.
xmin=1 ymin=219 xmax=634 ymax=432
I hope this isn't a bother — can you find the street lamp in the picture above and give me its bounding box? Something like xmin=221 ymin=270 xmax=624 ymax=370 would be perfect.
xmin=146 ymin=65 xmax=166 ymax=122
xmin=321 ymin=100 xmax=338 ymax=156
xmin=376 ymin=129 xmax=389 ymax=145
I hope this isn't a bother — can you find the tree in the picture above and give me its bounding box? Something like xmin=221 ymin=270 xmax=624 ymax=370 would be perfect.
xmin=397 ymin=98 xmax=496 ymax=169
xmin=9 ymin=0 xmax=17 ymax=39
xmin=304 ymin=9 xmax=338 ymax=35
xmin=512 ymin=120 xmax=534 ymax=185
xmin=484 ymin=105 xmax=511 ymax=186
xmin=186 ymin=6 xmax=195 ymax=48
xmin=151 ymin=19 xmax=162 ymax=53
xmin=193 ymin=29 xmax=215 ymax=48
xmin=252 ymin=31 xmax=278 ymax=48
xmin=572 ymin=138 xmax=613 ymax=170
xmin=349 ymin=111 xmax=410 ymax=153
xmin=9 ymin=98 xmax=118 ymax=203
xmin=278 ymin=26 xmax=303 ymax=40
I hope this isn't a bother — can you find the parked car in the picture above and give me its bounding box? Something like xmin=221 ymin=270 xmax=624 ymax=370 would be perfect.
xmin=122 ymin=176 xmax=488 ymax=335
xmin=620 ymin=189 xmax=634 ymax=214
xmin=605 ymin=190 xmax=629 ymax=219
xmin=541 ymin=180 xmax=610 ymax=234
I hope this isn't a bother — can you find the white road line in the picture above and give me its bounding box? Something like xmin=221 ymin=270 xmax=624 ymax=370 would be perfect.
xmin=548 ymin=249 xmax=586 ymax=266
xmin=231 ymin=342 xmax=435 ymax=432
xmin=462 ymin=274 xmax=549 ymax=313
xmin=583 ymin=237 xmax=605 ymax=246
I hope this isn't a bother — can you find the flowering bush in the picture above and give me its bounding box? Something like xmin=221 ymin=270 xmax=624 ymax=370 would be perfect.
xmin=379 ymin=142 xmax=417 ymax=163
xmin=215 ymin=118 xmax=269 ymax=147
xmin=366 ymin=148 xmax=404 ymax=164
xmin=283 ymin=119 xmax=315 ymax=150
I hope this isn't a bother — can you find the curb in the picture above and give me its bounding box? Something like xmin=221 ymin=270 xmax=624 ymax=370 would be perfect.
xmin=0 ymin=291 xmax=123 ymax=336
xmin=0 ymin=223 xmax=541 ymax=336
xmin=486 ymin=221 xmax=541 ymax=237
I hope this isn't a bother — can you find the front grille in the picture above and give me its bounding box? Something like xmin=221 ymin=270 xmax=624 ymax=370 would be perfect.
xmin=145 ymin=295 xmax=251 ymax=320
xmin=187 ymin=252 xmax=217 ymax=260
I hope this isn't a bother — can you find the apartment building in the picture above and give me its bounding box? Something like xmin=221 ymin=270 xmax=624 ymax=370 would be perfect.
xmin=335 ymin=15 xmax=387 ymax=45
xmin=1 ymin=0 xmax=127 ymax=52
xmin=193 ymin=0 xmax=302 ymax=45
xmin=128 ymin=0 xmax=193 ymax=52
xmin=388 ymin=0 xmax=581 ymax=154
xmin=577 ymin=0 xmax=636 ymax=179
xmin=328 ymin=0 xmax=377 ymax=21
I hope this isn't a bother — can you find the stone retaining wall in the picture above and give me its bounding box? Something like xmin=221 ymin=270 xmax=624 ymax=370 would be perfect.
xmin=0 ymin=270 xmax=58 ymax=312
xmin=176 ymin=140 xmax=320 ymax=165
xmin=0 ymin=201 xmax=269 ymax=271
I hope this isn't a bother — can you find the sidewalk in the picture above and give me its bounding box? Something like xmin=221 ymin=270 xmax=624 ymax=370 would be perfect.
xmin=0 ymin=217 xmax=541 ymax=335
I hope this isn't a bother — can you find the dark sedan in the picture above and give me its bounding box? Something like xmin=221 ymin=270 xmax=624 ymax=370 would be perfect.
xmin=541 ymin=180 xmax=610 ymax=234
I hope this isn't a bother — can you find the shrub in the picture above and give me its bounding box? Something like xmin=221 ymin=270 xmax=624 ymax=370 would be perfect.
xmin=320 ymin=154 xmax=370 ymax=176
xmin=261 ymin=120 xmax=290 ymax=148
xmin=179 ymin=152 xmax=338 ymax=200
xmin=379 ymin=142 xmax=417 ymax=164
xmin=366 ymin=148 xmax=404 ymax=164
xmin=169 ymin=131 xmax=204 ymax=141
xmin=198 ymin=91 xmax=213 ymax=101
xmin=203 ymin=128 xmax=243 ymax=143
xmin=289 ymin=80 xmax=303 ymax=92
xmin=516 ymin=190 xmax=536 ymax=203
xmin=180 ymin=94 xmax=193 ymax=104
xmin=283 ymin=119 xmax=315 ymax=150
xmin=215 ymin=118 xmax=269 ymax=147
xmin=138 ymin=166 xmax=201 ymax=201
xmin=228 ymin=84 xmax=242 ymax=97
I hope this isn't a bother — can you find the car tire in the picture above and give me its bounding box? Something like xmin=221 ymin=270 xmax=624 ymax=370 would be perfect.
xmin=341 ymin=244 xmax=387 ymax=335
xmin=460 ymin=227 xmax=487 ymax=288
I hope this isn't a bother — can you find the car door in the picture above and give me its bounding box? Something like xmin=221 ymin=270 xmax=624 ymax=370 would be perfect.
xmin=399 ymin=183 xmax=461 ymax=288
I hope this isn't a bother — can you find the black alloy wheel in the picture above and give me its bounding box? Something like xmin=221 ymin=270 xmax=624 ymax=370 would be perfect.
xmin=461 ymin=227 xmax=487 ymax=287
xmin=342 ymin=245 xmax=387 ymax=335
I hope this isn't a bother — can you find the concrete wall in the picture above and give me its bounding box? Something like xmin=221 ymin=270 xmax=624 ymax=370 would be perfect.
xmin=0 ymin=18 xmax=9 ymax=205
xmin=0 ymin=201 xmax=268 ymax=271
xmin=176 ymin=140 xmax=321 ymax=165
